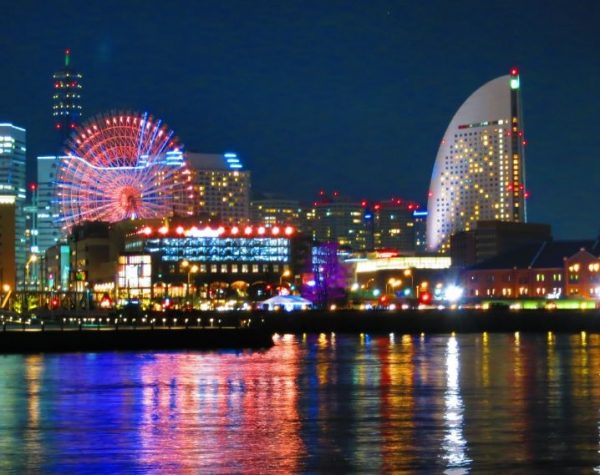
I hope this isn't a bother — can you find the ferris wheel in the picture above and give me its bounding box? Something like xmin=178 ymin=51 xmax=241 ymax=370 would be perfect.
xmin=55 ymin=111 xmax=193 ymax=230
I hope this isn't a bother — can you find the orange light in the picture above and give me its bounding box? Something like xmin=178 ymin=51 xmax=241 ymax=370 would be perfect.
xmin=158 ymin=226 xmax=168 ymax=235
xmin=284 ymin=226 xmax=294 ymax=236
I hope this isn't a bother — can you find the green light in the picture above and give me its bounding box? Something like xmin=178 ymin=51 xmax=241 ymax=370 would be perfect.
xmin=510 ymin=77 xmax=519 ymax=89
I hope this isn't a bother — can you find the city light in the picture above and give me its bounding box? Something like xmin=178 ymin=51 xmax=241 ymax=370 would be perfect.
xmin=55 ymin=111 xmax=193 ymax=230
xmin=444 ymin=285 xmax=464 ymax=302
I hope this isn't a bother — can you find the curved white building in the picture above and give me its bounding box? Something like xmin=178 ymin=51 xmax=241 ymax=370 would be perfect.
xmin=426 ymin=70 xmax=526 ymax=252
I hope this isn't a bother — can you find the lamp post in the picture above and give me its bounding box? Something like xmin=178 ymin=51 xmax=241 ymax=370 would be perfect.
xmin=280 ymin=269 xmax=291 ymax=289
xmin=25 ymin=254 xmax=38 ymax=290
xmin=1 ymin=284 xmax=11 ymax=310
xmin=23 ymin=255 xmax=38 ymax=313
xmin=188 ymin=265 xmax=198 ymax=305
xmin=181 ymin=260 xmax=189 ymax=298
xmin=181 ymin=260 xmax=198 ymax=304
xmin=386 ymin=278 xmax=402 ymax=295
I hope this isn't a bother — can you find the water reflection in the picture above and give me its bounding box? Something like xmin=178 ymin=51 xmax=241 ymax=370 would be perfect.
xmin=138 ymin=343 xmax=304 ymax=474
xmin=0 ymin=334 xmax=600 ymax=472
xmin=442 ymin=336 xmax=470 ymax=473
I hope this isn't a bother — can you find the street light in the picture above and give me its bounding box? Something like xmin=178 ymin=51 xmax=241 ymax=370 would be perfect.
xmin=280 ymin=269 xmax=291 ymax=286
xmin=183 ymin=262 xmax=198 ymax=303
xmin=386 ymin=278 xmax=402 ymax=295
xmin=403 ymin=269 xmax=414 ymax=296
xmin=25 ymin=254 xmax=38 ymax=289
xmin=1 ymin=284 xmax=10 ymax=310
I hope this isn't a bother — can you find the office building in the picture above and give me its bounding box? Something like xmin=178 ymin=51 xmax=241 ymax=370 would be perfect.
xmin=250 ymin=195 xmax=302 ymax=228
xmin=413 ymin=210 xmax=428 ymax=253
xmin=427 ymin=68 xmax=527 ymax=253
xmin=310 ymin=192 xmax=367 ymax=251
xmin=36 ymin=156 xmax=64 ymax=254
xmin=369 ymin=199 xmax=421 ymax=253
xmin=0 ymin=124 xmax=26 ymax=287
xmin=451 ymin=220 xmax=552 ymax=267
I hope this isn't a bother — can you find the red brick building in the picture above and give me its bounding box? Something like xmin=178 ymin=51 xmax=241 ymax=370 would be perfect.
xmin=461 ymin=239 xmax=600 ymax=300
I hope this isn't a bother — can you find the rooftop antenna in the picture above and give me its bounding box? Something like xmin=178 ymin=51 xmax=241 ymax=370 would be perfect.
xmin=65 ymin=48 xmax=70 ymax=67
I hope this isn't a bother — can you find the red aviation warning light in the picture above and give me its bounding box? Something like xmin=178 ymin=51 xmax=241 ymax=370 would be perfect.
xmin=510 ymin=67 xmax=519 ymax=76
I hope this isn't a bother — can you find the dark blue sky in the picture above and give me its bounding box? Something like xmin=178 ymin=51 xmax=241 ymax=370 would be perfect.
xmin=1 ymin=0 xmax=598 ymax=238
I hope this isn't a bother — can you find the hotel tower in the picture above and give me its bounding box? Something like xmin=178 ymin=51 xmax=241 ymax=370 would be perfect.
xmin=426 ymin=69 xmax=526 ymax=252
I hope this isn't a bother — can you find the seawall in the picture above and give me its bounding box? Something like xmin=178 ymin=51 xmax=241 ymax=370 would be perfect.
xmin=261 ymin=309 xmax=600 ymax=334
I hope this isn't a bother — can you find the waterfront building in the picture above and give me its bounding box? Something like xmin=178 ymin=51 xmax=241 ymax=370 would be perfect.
xmin=0 ymin=124 xmax=26 ymax=287
xmin=52 ymin=49 xmax=83 ymax=145
xmin=68 ymin=221 xmax=116 ymax=293
xmin=427 ymin=68 xmax=527 ymax=253
xmin=120 ymin=222 xmax=302 ymax=304
xmin=461 ymin=238 xmax=600 ymax=300
xmin=346 ymin=252 xmax=452 ymax=302
xmin=186 ymin=152 xmax=250 ymax=224
xmin=451 ymin=220 xmax=552 ymax=267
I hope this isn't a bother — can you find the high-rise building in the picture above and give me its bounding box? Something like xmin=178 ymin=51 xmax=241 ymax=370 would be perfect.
xmin=52 ymin=48 xmax=83 ymax=145
xmin=427 ymin=69 xmax=527 ymax=253
xmin=36 ymin=155 xmax=63 ymax=254
xmin=186 ymin=152 xmax=250 ymax=224
xmin=250 ymin=195 xmax=302 ymax=228
xmin=369 ymin=199 xmax=421 ymax=253
xmin=310 ymin=192 xmax=367 ymax=251
xmin=0 ymin=124 xmax=26 ymax=286
xmin=413 ymin=210 xmax=428 ymax=253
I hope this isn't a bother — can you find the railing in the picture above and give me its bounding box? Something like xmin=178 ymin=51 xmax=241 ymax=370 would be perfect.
xmin=0 ymin=311 xmax=266 ymax=332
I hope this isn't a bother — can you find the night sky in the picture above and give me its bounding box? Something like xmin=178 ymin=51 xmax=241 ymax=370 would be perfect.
xmin=1 ymin=1 xmax=598 ymax=238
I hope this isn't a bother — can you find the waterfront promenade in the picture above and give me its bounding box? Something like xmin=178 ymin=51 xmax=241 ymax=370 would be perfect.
xmin=1 ymin=308 xmax=600 ymax=353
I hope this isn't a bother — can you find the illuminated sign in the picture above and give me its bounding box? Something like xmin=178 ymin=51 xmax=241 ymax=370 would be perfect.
xmin=353 ymin=256 xmax=451 ymax=273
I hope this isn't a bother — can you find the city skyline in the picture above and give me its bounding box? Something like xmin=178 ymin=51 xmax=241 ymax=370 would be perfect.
xmin=0 ymin=1 xmax=598 ymax=239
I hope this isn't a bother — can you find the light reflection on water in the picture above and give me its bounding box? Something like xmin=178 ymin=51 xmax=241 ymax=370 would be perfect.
xmin=442 ymin=336 xmax=470 ymax=473
xmin=0 ymin=333 xmax=600 ymax=472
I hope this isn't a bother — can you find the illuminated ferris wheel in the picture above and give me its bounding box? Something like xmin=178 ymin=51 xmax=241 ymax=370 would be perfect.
xmin=55 ymin=111 xmax=193 ymax=230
